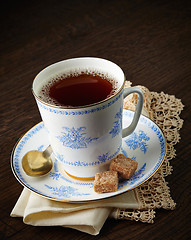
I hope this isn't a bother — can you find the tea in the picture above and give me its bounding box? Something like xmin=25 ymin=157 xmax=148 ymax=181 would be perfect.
xmin=39 ymin=73 xmax=116 ymax=107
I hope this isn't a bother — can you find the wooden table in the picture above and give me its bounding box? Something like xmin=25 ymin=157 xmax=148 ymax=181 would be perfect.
xmin=1 ymin=0 xmax=190 ymax=239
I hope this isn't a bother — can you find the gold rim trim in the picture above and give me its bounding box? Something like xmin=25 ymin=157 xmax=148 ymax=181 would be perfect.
xmin=11 ymin=113 xmax=167 ymax=203
xmin=64 ymin=170 xmax=95 ymax=181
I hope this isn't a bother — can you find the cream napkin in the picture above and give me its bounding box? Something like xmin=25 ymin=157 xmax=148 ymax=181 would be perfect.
xmin=11 ymin=187 xmax=139 ymax=235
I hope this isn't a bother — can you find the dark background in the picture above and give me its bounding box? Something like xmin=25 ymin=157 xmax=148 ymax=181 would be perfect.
xmin=1 ymin=0 xmax=191 ymax=239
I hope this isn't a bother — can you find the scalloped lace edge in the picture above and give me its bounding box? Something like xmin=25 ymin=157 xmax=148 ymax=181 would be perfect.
xmin=116 ymin=81 xmax=184 ymax=223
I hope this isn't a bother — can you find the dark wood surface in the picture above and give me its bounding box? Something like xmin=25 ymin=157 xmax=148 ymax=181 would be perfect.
xmin=1 ymin=0 xmax=191 ymax=239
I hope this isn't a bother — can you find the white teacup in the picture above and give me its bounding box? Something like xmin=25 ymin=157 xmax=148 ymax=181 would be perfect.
xmin=32 ymin=57 xmax=144 ymax=180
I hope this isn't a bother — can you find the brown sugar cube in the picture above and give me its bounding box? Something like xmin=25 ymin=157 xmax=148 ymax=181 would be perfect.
xmin=110 ymin=154 xmax=138 ymax=179
xmin=94 ymin=171 xmax=118 ymax=193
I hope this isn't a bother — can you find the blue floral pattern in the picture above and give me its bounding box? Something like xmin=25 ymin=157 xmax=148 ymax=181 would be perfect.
xmin=57 ymin=126 xmax=98 ymax=149
xmin=57 ymin=145 xmax=121 ymax=167
xmin=109 ymin=108 xmax=122 ymax=138
xmin=97 ymin=152 xmax=110 ymax=163
xmin=45 ymin=185 xmax=90 ymax=198
xmin=55 ymin=152 xmax=65 ymax=162
xmin=37 ymin=145 xmax=45 ymax=151
xmin=125 ymin=130 xmax=150 ymax=153
xmin=49 ymin=172 xmax=60 ymax=180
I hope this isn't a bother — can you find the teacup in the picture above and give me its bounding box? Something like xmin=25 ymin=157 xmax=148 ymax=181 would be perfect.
xmin=32 ymin=57 xmax=144 ymax=180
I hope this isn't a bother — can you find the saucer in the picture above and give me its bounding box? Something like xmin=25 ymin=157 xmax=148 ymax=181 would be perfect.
xmin=11 ymin=109 xmax=166 ymax=202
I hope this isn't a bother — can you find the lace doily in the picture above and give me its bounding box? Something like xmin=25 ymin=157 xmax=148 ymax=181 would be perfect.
xmin=116 ymin=81 xmax=184 ymax=223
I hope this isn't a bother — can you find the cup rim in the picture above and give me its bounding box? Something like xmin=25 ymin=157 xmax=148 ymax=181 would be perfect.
xmin=32 ymin=57 xmax=126 ymax=109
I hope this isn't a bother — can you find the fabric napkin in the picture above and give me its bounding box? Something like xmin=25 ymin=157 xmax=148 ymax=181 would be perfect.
xmin=11 ymin=81 xmax=184 ymax=235
xmin=11 ymin=188 xmax=138 ymax=235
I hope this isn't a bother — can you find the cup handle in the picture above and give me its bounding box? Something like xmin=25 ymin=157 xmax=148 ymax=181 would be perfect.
xmin=122 ymin=87 xmax=144 ymax=138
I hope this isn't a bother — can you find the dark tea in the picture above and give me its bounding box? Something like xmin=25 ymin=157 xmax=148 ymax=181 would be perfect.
xmin=39 ymin=72 xmax=116 ymax=107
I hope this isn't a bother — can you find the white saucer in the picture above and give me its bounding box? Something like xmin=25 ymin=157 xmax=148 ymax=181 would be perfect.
xmin=11 ymin=109 xmax=166 ymax=202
